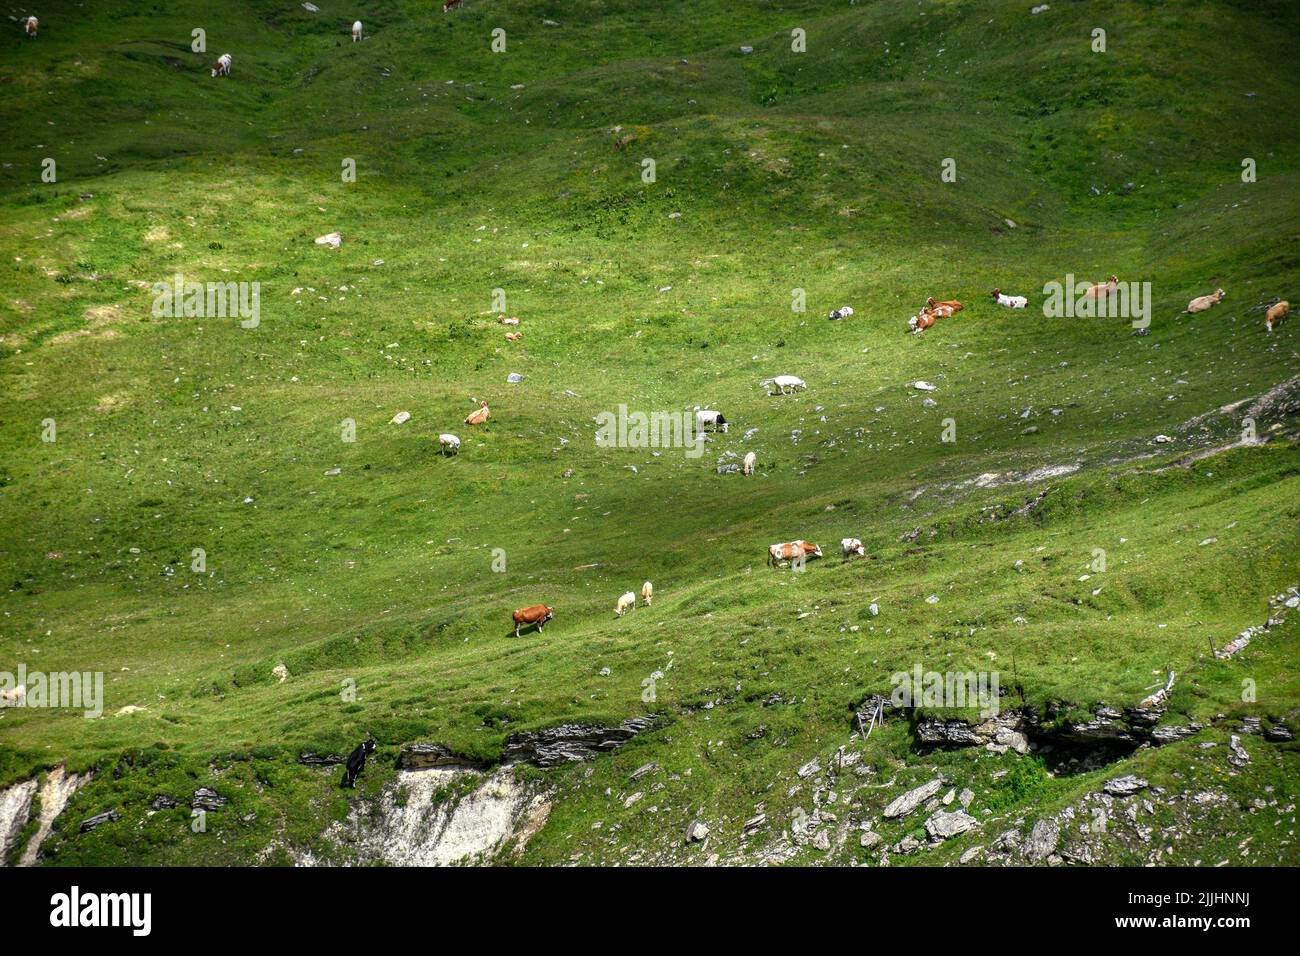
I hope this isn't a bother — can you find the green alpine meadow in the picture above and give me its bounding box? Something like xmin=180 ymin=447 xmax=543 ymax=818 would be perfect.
xmin=0 ymin=0 xmax=1297 ymax=869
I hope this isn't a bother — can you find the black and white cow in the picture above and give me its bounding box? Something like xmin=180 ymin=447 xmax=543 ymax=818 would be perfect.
xmin=695 ymin=409 xmax=728 ymax=433
xmin=341 ymin=738 xmax=376 ymax=788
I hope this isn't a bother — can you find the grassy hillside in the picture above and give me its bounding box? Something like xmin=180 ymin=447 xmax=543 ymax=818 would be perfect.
xmin=0 ymin=0 xmax=1297 ymax=866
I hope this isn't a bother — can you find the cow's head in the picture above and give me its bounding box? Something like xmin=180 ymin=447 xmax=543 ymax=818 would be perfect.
xmin=991 ymin=288 xmax=1001 ymax=298
xmin=544 ymin=606 xmax=554 ymax=621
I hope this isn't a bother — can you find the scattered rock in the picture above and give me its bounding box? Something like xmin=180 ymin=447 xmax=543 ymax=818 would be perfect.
xmin=149 ymin=794 xmax=180 ymax=811
xmin=925 ymin=809 xmax=978 ymax=840
xmin=685 ymin=819 xmax=710 ymax=843
xmin=1103 ymin=775 xmax=1149 ymax=796
xmin=79 ymin=809 xmax=120 ymax=833
xmin=883 ymin=778 xmax=944 ymax=819
xmin=390 ymin=411 xmax=411 ymax=425
xmin=1024 ymin=818 xmax=1059 ymax=861
xmin=314 ymin=232 xmax=342 ymax=249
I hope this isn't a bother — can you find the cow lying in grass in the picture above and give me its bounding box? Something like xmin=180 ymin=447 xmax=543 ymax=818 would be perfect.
xmin=992 ymin=289 xmax=1027 ymax=309
xmin=1185 ymin=288 xmax=1224 ymax=313
xmin=512 ymin=604 xmax=553 ymax=637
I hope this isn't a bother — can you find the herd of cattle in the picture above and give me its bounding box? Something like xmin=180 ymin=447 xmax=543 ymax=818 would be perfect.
xmin=17 ymin=12 xmax=1294 ymax=643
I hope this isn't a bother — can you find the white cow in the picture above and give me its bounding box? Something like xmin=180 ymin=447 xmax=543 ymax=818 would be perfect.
xmin=438 ymin=433 xmax=460 ymax=455
xmin=841 ymin=537 xmax=866 ymax=558
xmin=0 ymin=684 xmax=25 ymax=706
xmin=828 ymin=305 xmax=854 ymax=320
xmin=616 ymin=591 xmax=637 ymax=616
xmin=767 ymin=375 xmax=807 ymax=395
xmin=992 ymin=289 xmax=1028 ymax=309
xmin=641 ymin=581 xmax=653 ymax=606
xmin=352 ymin=20 xmax=363 ymax=41
xmin=742 ymin=451 xmax=756 ymax=475
xmin=24 ymin=16 xmax=38 ymax=38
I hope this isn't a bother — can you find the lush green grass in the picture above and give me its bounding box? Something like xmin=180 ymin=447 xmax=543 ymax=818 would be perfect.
xmin=0 ymin=0 xmax=1297 ymax=865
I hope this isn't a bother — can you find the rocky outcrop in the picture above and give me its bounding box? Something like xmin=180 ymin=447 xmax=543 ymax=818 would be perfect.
xmin=501 ymin=716 xmax=657 ymax=767
xmin=925 ymin=809 xmax=978 ymax=840
xmin=322 ymin=765 xmax=551 ymax=866
xmin=79 ymin=809 xmax=120 ymax=833
xmin=0 ymin=779 xmax=37 ymax=864
xmin=17 ymin=766 xmax=91 ymax=866
xmin=398 ymin=742 xmax=486 ymax=770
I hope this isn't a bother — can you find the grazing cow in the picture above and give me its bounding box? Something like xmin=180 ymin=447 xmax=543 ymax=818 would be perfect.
xmin=841 ymin=537 xmax=866 ymax=558
xmin=992 ymin=289 xmax=1028 ymax=309
xmin=908 ymin=310 xmax=937 ymax=333
xmin=512 ymin=604 xmax=553 ymax=637
xmin=0 ymin=684 xmax=25 ymax=706
xmin=340 ymin=738 xmax=376 ymax=789
xmin=465 ymin=401 xmax=490 ymax=426
xmin=499 ymin=315 xmax=519 ymax=326
xmin=1266 ymin=300 xmax=1289 ymax=332
xmin=767 ymin=375 xmax=807 ymax=395
xmin=616 ymin=591 xmax=636 ymax=616
xmin=505 ymin=331 xmax=522 ymax=341
xmin=828 ymin=306 xmax=854 ymax=320
xmin=211 ymin=53 xmax=232 ymax=77
xmin=742 ymin=451 xmax=756 ymax=475
xmin=767 ymin=540 xmax=823 ymax=567
xmin=352 ymin=20 xmax=362 ymax=42
xmin=438 ymin=433 xmax=460 ymax=455
xmin=641 ymin=580 xmax=653 ymax=606
xmin=695 ymin=409 xmax=728 ymax=433
xmin=1185 ymin=288 xmax=1225 ymax=313
xmin=1082 ymin=275 xmax=1119 ymax=301
xmin=24 ymin=16 xmax=37 ymax=37
xmin=443 ymin=0 xmax=463 ymax=11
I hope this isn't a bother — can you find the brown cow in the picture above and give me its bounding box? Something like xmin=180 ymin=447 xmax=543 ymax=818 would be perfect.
xmin=1266 ymin=300 xmax=1289 ymax=332
xmin=1082 ymin=275 xmax=1118 ymax=301
xmin=925 ymin=297 xmax=963 ymax=317
xmin=909 ymin=310 xmax=937 ymax=333
xmin=465 ymin=400 xmax=490 ymax=425
xmin=767 ymin=540 xmax=823 ymax=567
xmin=512 ymin=604 xmax=553 ymax=637
xmin=443 ymin=0 xmax=463 ymax=11
xmin=24 ymin=16 xmax=38 ymax=37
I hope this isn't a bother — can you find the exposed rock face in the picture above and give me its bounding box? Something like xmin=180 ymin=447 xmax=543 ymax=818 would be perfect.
xmin=883 ymin=778 xmax=944 ymax=819
xmin=297 ymin=752 xmax=345 ymax=766
xmin=191 ymin=787 xmax=227 ymax=811
xmin=18 ymin=766 xmax=91 ymax=866
xmin=398 ymin=742 xmax=485 ymax=770
xmin=0 ymin=779 xmax=37 ymax=864
xmin=501 ymin=716 xmax=656 ymax=767
xmin=325 ymin=766 xmax=551 ymax=866
xmin=149 ymin=794 xmax=179 ymax=811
